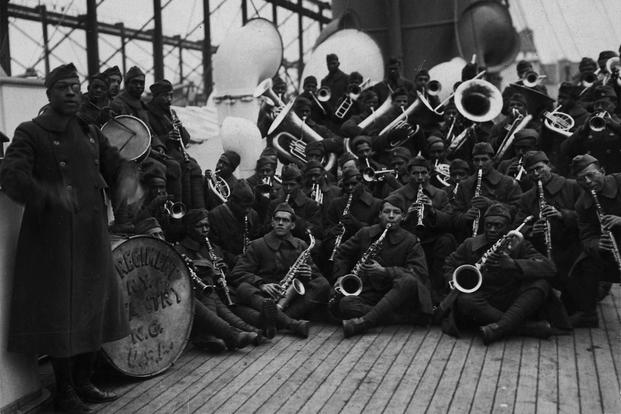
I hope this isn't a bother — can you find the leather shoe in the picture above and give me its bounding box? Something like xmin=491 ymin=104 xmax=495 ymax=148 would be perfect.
xmin=516 ymin=320 xmax=555 ymax=339
xmin=193 ymin=335 xmax=227 ymax=353
xmin=480 ymin=323 xmax=503 ymax=345
xmin=74 ymin=382 xmax=118 ymax=403
xmin=260 ymin=299 xmax=278 ymax=339
xmin=229 ymin=332 xmax=257 ymax=350
xmin=290 ymin=320 xmax=310 ymax=338
xmin=342 ymin=317 xmax=368 ymax=338
xmin=569 ymin=311 xmax=599 ymax=328
xmin=55 ymin=385 xmax=93 ymax=413
xmin=252 ymin=333 xmax=267 ymax=346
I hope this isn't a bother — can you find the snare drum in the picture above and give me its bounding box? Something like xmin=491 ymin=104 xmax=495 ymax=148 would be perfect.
xmin=102 ymin=236 xmax=194 ymax=377
xmin=101 ymin=115 xmax=152 ymax=161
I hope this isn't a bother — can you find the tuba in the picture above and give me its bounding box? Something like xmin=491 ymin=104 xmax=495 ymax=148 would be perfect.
xmin=333 ymin=223 xmax=391 ymax=298
xmin=205 ymin=169 xmax=231 ymax=203
xmin=269 ymin=101 xmax=337 ymax=171
xmin=450 ymin=216 xmax=533 ymax=293
xmin=343 ymin=97 xmax=394 ymax=158
xmin=276 ymin=230 xmax=314 ymax=310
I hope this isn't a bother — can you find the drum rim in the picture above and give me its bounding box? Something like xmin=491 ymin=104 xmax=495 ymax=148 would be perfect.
xmin=103 ymin=235 xmax=195 ymax=378
xmin=101 ymin=115 xmax=152 ymax=162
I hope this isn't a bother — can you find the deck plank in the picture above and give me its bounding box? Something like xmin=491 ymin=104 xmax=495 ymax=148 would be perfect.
xmin=593 ymin=304 xmax=621 ymax=414
xmin=557 ymin=331 xmax=580 ymax=414
xmin=214 ymin=325 xmax=335 ymax=413
xmin=574 ymin=327 xmax=603 ymax=414
xmin=513 ymin=339 xmax=539 ymax=414
xmin=536 ymin=336 xmax=558 ymax=414
xmin=446 ymin=334 xmax=487 ymax=414
xmin=382 ymin=327 xmax=443 ymax=414
xmin=492 ymin=338 xmax=522 ymax=413
xmin=470 ymin=338 xmax=504 ymax=414
xmin=362 ymin=327 xmax=428 ymax=413
xmin=425 ymin=335 xmax=475 ymax=414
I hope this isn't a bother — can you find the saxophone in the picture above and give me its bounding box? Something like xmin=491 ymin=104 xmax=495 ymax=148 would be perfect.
xmin=451 ymin=216 xmax=533 ymax=293
xmin=204 ymin=236 xmax=234 ymax=306
xmin=471 ymin=168 xmax=483 ymax=237
xmin=276 ymin=230 xmax=315 ymax=310
xmin=329 ymin=193 xmax=353 ymax=261
xmin=537 ymin=179 xmax=552 ymax=259
xmin=333 ymin=223 xmax=391 ymax=298
xmin=590 ymin=189 xmax=621 ymax=273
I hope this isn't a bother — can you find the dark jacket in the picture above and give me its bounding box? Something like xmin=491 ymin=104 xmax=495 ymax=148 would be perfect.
xmin=208 ymin=203 xmax=262 ymax=267
xmin=561 ymin=115 xmax=621 ymax=174
xmin=0 ymin=110 xmax=130 ymax=356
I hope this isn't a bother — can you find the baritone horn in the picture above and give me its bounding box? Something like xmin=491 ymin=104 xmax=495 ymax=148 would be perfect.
xmin=205 ymin=169 xmax=231 ymax=203
xmin=542 ymin=105 xmax=574 ymax=137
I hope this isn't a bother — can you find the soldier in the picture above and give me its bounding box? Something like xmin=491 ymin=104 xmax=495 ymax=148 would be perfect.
xmin=331 ymin=195 xmax=432 ymax=337
xmin=205 ymin=150 xmax=241 ymax=210
xmin=496 ymin=128 xmax=538 ymax=191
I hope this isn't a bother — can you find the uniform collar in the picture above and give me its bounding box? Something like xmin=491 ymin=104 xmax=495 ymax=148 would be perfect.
xmin=358 ymin=189 xmax=374 ymax=206
xmin=34 ymin=108 xmax=75 ymax=132
xmin=484 ymin=168 xmax=502 ymax=185
xmin=600 ymin=175 xmax=619 ymax=199
xmin=368 ymin=223 xmax=407 ymax=245
xmin=264 ymin=230 xmax=297 ymax=250
xmin=470 ymin=234 xmax=492 ymax=251
xmin=179 ymin=237 xmax=201 ymax=253
xmin=545 ymin=173 xmax=565 ymax=195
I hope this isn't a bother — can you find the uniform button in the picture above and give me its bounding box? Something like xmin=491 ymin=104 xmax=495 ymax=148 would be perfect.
xmin=53 ymin=140 xmax=60 ymax=146
xmin=59 ymin=161 xmax=66 ymax=167
xmin=94 ymin=159 xmax=99 ymax=165
xmin=66 ymin=185 xmax=73 ymax=191
xmin=89 ymin=138 xmax=95 ymax=144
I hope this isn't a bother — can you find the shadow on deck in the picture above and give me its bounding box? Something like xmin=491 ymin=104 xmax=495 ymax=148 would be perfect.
xmin=38 ymin=286 xmax=621 ymax=414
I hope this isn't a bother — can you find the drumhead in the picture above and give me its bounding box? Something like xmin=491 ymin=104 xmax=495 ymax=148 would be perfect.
xmin=101 ymin=115 xmax=152 ymax=161
xmin=102 ymin=236 xmax=194 ymax=377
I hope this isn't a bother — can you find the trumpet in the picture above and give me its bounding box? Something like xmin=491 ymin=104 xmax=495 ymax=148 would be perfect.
xmin=309 ymin=91 xmax=328 ymax=115
xmin=495 ymin=109 xmax=533 ymax=161
xmin=163 ymin=200 xmax=186 ymax=219
xmin=311 ymin=182 xmax=323 ymax=205
xmin=589 ymin=111 xmax=610 ymax=132
xmin=256 ymin=176 xmax=274 ymax=199
xmin=543 ymin=105 xmax=574 ymax=137
xmin=206 ymin=169 xmax=231 ymax=203
xmin=579 ymin=72 xmax=598 ymax=96
xmin=362 ymin=168 xmax=397 ymax=183
xmin=426 ymin=80 xmax=442 ymax=96
xmin=317 ymin=86 xmax=331 ymax=103
xmin=604 ymin=57 xmax=621 ymax=86
xmin=450 ymin=215 xmax=533 ymax=293
xmin=522 ymin=70 xmax=546 ymax=88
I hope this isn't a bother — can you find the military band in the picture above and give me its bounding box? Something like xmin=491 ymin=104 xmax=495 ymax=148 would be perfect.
xmin=3 ymin=45 xmax=621 ymax=412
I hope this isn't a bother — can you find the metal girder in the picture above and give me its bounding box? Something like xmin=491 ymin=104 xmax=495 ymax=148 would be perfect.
xmin=7 ymin=3 xmax=215 ymax=53
xmin=263 ymin=0 xmax=330 ymax=24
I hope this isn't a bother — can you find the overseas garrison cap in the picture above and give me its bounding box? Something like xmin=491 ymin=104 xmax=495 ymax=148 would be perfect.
xmin=509 ymin=93 xmax=528 ymax=106
xmin=221 ymin=150 xmax=241 ymax=169
xmin=449 ymin=158 xmax=470 ymax=174
xmin=558 ymin=82 xmax=580 ymax=99
xmin=523 ymin=150 xmax=549 ymax=169
xmin=303 ymin=76 xmax=317 ymax=87
xmin=514 ymin=128 xmax=539 ymax=144
xmin=571 ymin=154 xmax=599 ymax=175
xmin=427 ymin=135 xmax=445 ymax=149
xmin=141 ymin=159 xmax=166 ymax=183
xmin=273 ymin=203 xmax=295 ymax=219
xmin=45 ymin=63 xmax=79 ymax=89
xmin=389 ymin=146 xmax=412 ymax=162
xmin=407 ymin=156 xmax=430 ymax=171
xmin=383 ymin=194 xmax=406 ymax=213
xmin=256 ymin=156 xmax=276 ymax=169
xmin=229 ymin=180 xmax=254 ymax=205
xmin=516 ymin=60 xmax=532 ymax=74
xmin=342 ymin=167 xmax=361 ymax=181
xmin=597 ymin=50 xmax=618 ymax=66
xmin=102 ymin=65 xmax=122 ymax=79
xmin=415 ymin=69 xmax=429 ymax=79
xmin=351 ymin=135 xmax=372 ymax=149
xmin=150 ymin=79 xmax=173 ymax=96
xmin=472 ymin=142 xmax=494 ymax=156
xmin=281 ymin=164 xmax=302 ymax=181
xmin=125 ymin=66 xmax=145 ymax=82
xmin=484 ymin=203 xmax=511 ymax=221
xmin=294 ymin=96 xmax=312 ymax=111
xmin=349 ymin=71 xmax=363 ymax=84
xmin=387 ymin=57 xmax=401 ymax=67
xmin=326 ymin=53 xmax=339 ymax=62
xmin=183 ymin=208 xmax=209 ymax=228
xmin=89 ymin=73 xmax=109 ymax=86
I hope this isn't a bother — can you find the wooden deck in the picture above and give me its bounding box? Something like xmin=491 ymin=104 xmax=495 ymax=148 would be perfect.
xmin=38 ymin=286 xmax=621 ymax=414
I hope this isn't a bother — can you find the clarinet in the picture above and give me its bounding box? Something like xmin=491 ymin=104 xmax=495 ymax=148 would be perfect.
xmin=204 ymin=236 xmax=234 ymax=306
xmin=242 ymin=214 xmax=249 ymax=255
xmin=590 ymin=189 xmax=621 ymax=273
xmin=472 ymin=168 xmax=483 ymax=237
xmin=180 ymin=253 xmax=216 ymax=294
xmin=170 ymin=109 xmax=189 ymax=162
xmin=329 ymin=193 xmax=353 ymax=261
xmin=537 ymin=179 xmax=552 ymax=259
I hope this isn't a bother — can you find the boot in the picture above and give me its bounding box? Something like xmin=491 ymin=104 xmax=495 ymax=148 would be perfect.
xmin=193 ymin=335 xmax=227 ymax=353
xmin=225 ymin=331 xmax=258 ymax=350
xmin=73 ymin=352 xmax=118 ymax=403
xmin=260 ymin=299 xmax=278 ymax=339
xmin=480 ymin=323 xmax=504 ymax=346
xmin=342 ymin=317 xmax=368 ymax=338
xmin=54 ymin=385 xmax=93 ymax=414
xmin=289 ymin=320 xmax=310 ymax=339
xmin=516 ymin=320 xmax=555 ymax=339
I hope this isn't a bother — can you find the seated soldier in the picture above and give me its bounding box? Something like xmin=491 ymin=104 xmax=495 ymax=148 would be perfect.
xmin=267 ymin=164 xmax=322 ymax=243
xmin=304 ymin=141 xmax=337 ymax=184
xmin=442 ymin=158 xmax=470 ymax=205
xmin=175 ymin=209 xmax=264 ymax=352
xmin=562 ymin=85 xmax=621 ymax=174
xmin=324 ymin=167 xmax=382 ymax=281
xmin=427 ymin=136 xmax=451 ymax=188
xmin=391 ymin=156 xmax=456 ymax=303
xmin=208 ymin=180 xmax=263 ymax=268
xmin=442 ymin=204 xmax=563 ymax=344
xmin=496 ymin=128 xmax=539 ymax=191
xmin=351 ymin=135 xmax=400 ymax=199
xmin=331 ymin=195 xmax=433 ymax=337
xmin=230 ymin=203 xmax=332 ymax=336
xmin=387 ymin=146 xmax=412 ymax=186
xmin=302 ymin=160 xmax=341 ymax=219
xmin=78 ymin=73 xmax=112 ymax=127
xmin=453 ymin=142 xmax=522 ymax=242
xmin=566 ymin=154 xmax=621 ymax=327
xmin=298 ymin=75 xmax=328 ymax=125
xmin=205 ymin=150 xmax=241 ymax=210
xmin=246 ymin=155 xmax=282 ymax=222
xmin=515 ymin=151 xmax=581 ymax=293
xmin=146 ymin=80 xmax=205 ymax=209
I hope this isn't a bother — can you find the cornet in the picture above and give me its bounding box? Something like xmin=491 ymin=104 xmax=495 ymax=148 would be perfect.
xmin=522 ymin=70 xmax=546 ymax=88
xmin=589 ymin=111 xmax=610 ymax=132
xmin=362 ymin=168 xmax=397 ymax=183
xmin=542 ymin=105 xmax=574 ymax=137
xmin=310 ymin=182 xmax=323 ymax=205
xmin=426 ymin=80 xmax=442 ymax=96
xmin=163 ymin=200 xmax=186 ymax=219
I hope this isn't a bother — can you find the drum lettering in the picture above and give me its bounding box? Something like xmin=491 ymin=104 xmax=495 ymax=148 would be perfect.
xmin=114 ymin=259 xmax=129 ymax=278
xmin=148 ymin=320 xmax=164 ymax=338
xmin=122 ymin=250 xmax=134 ymax=272
xmin=169 ymin=286 xmax=182 ymax=304
xmin=130 ymin=325 xmax=145 ymax=344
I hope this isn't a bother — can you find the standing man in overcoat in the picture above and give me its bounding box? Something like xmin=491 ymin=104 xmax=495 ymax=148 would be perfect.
xmin=0 ymin=63 xmax=140 ymax=413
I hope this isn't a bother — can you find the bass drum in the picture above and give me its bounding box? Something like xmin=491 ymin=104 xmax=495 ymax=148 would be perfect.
xmin=101 ymin=115 xmax=152 ymax=161
xmin=102 ymin=236 xmax=194 ymax=378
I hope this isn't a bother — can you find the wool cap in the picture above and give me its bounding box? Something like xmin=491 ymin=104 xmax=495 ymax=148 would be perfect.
xmin=571 ymin=154 xmax=599 ymax=175
xmin=523 ymin=150 xmax=549 ymax=169
xmin=125 ymin=66 xmax=145 ymax=83
xmin=45 ymin=63 xmax=79 ymax=89
xmin=150 ymin=79 xmax=173 ymax=96
xmin=484 ymin=203 xmax=511 ymax=221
